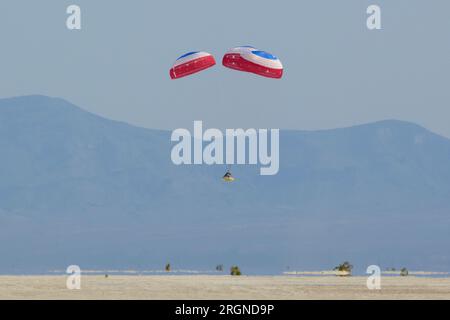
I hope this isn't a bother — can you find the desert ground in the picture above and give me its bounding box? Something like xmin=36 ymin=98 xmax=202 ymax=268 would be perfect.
xmin=1 ymin=275 xmax=450 ymax=300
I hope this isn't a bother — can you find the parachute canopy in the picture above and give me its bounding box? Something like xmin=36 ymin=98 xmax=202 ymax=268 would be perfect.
xmin=170 ymin=51 xmax=216 ymax=79
xmin=222 ymin=46 xmax=283 ymax=79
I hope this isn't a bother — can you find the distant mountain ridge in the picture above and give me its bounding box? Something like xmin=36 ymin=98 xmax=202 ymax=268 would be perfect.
xmin=0 ymin=95 xmax=449 ymax=273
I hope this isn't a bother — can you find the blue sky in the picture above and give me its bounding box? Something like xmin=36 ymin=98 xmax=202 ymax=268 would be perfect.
xmin=0 ymin=0 xmax=449 ymax=137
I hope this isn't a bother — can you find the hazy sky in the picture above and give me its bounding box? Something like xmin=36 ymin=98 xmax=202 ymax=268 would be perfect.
xmin=0 ymin=1 xmax=449 ymax=137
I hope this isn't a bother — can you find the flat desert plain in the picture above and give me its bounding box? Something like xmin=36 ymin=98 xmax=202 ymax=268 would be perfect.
xmin=0 ymin=275 xmax=449 ymax=300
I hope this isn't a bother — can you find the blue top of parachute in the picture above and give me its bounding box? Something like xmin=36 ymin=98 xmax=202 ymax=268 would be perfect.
xmin=251 ymin=50 xmax=278 ymax=60
xmin=177 ymin=51 xmax=199 ymax=60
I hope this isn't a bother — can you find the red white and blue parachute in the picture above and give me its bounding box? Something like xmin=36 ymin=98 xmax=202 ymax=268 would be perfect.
xmin=222 ymin=46 xmax=283 ymax=79
xmin=170 ymin=51 xmax=216 ymax=79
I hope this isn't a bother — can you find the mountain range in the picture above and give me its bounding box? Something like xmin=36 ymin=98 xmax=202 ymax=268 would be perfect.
xmin=0 ymin=95 xmax=449 ymax=274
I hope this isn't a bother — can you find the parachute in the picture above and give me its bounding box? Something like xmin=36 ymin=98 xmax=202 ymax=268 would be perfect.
xmin=170 ymin=46 xmax=283 ymax=182
xmin=170 ymin=51 xmax=216 ymax=79
xmin=222 ymin=46 xmax=283 ymax=79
